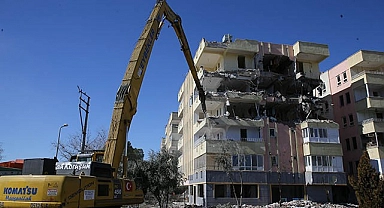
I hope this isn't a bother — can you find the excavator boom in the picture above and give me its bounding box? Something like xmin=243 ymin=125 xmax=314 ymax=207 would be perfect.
xmin=103 ymin=0 xmax=206 ymax=173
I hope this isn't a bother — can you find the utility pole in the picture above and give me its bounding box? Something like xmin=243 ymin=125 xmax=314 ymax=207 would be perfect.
xmin=78 ymin=86 xmax=90 ymax=152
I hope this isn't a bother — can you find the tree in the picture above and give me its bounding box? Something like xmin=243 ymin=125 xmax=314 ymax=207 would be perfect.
xmin=144 ymin=148 xmax=184 ymax=208
xmin=126 ymin=142 xmax=147 ymax=193
xmin=348 ymin=151 xmax=384 ymax=208
xmin=53 ymin=128 xmax=107 ymax=160
xmin=215 ymin=140 xmax=243 ymax=208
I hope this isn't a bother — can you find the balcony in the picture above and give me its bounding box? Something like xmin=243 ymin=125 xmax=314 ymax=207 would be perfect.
xmin=178 ymin=102 xmax=183 ymax=117
xmin=305 ymin=172 xmax=347 ymax=185
xmin=293 ymin=41 xmax=329 ymax=62
xmin=362 ymin=118 xmax=384 ymax=134
xmin=178 ymin=119 xmax=183 ymax=134
xmin=355 ymin=97 xmax=384 ymax=111
xmin=178 ymin=83 xmax=184 ymax=102
xmin=194 ymin=138 xmax=265 ymax=156
xmin=367 ymin=146 xmax=384 ymax=160
xmin=178 ymin=137 xmax=183 ymax=151
xmin=303 ymin=136 xmax=339 ymax=144
xmin=303 ymin=143 xmax=343 ymax=156
xmin=352 ymin=71 xmax=384 ymax=85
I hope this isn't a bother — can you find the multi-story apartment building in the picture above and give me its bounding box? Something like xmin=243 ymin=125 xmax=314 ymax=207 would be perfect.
xmin=320 ymin=50 xmax=384 ymax=178
xmin=165 ymin=35 xmax=348 ymax=207
xmin=161 ymin=112 xmax=181 ymax=154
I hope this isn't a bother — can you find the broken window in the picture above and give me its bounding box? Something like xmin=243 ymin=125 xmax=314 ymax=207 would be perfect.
xmin=238 ymin=55 xmax=246 ymax=69
xmin=240 ymin=129 xmax=247 ymax=141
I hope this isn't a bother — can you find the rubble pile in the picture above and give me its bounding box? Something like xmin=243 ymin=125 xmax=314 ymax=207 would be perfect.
xmin=243 ymin=200 xmax=358 ymax=208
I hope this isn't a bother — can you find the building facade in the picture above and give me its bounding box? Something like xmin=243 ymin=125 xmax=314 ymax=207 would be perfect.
xmin=320 ymin=50 xmax=384 ymax=178
xmin=164 ymin=35 xmax=348 ymax=207
xmin=161 ymin=112 xmax=181 ymax=154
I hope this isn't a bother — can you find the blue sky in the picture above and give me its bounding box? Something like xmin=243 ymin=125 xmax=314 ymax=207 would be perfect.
xmin=1 ymin=0 xmax=383 ymax=161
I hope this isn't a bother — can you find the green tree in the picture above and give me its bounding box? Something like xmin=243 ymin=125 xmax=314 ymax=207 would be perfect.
xmin=348 ymin=151 xmax=384 ymax=208
xmin=126 ymin=142 xmax=147 ymax=194
xmin=145 ymin=148 xmax=183 ymax=208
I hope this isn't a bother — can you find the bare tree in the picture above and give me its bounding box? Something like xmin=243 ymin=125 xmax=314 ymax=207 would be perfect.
xmin=215 ymin=140 xmax=244 ymax=208
xmin=53 ymin=128 xmax=107 ymax=160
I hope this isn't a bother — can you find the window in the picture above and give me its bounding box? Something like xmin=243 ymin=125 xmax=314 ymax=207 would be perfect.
xmin=233 ymin=154 xmax=263 ymax=170
xmin=342 ymin=116 xmax=347 ymax=127
xmin=346 ymin=92 xmax=351 ymax=104
xmin=319 ymin=128 xmax=328 ymax=138
xmin=269 ymin=128 xmax=276 ymax=137
xmin=231 ymin=185 xmax=258 ymax=198
xmin=189 ymin=95 xmax=193 ymax=106
xmin=189 ymin=185 xmax=193 ymax=195
xmin=302 ymin=128 xmax=308 ymax=137
xmin=198 ymin=184 xmax=204 ymax=197
xmin=240 ymin=129 xmax=247 ymax=141
xmin=214 ymin=185 xmax=226 ymax=198
xmin=352 ymin=137 xmax=358 ymax=149
xmin=238 ymin=55 xmax=246 ymax=69
xmin=343 ymin=71 xmax=347 ymax=82
xmin=296 ymin=61 xmax=304 ymax=73
xmin=377 ymin=113 xmax=383 ymax=119
xmin=339 ymin=95 xmax=344 ymax=107
xmin=349 ymin=114 xmax=354 ymax=126
xmin=337 ymin=75 xmax=341 ymax=86
xmin=271 ymin=156 xmax=278 ymax=167
xmin=346 ymin=138 xmax=351 ymax=151
xmin=373 ymin=91 xmax=379 ymax=97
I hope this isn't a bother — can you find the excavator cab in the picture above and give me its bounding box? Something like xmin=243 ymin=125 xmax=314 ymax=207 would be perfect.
xmin=69 ymin=150 xmax=104 ymax=162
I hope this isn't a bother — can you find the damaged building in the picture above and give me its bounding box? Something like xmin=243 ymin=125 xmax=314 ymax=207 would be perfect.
xmin=162 ymin=35 xmax=348 ymax=207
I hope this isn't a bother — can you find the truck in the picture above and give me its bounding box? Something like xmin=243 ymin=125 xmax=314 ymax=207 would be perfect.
xmin=0 ymin=0 xmax=206 ymax=207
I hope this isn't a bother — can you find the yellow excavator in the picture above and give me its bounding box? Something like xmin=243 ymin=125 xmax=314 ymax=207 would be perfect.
xmin=0 ymin=0 xmax=205 ymax=207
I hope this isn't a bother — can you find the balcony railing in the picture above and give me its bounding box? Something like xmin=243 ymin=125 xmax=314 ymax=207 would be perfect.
xmin=352 ymin=70 xmax=384 ymax=81
xmin=362 ymin=118 xmax=384 ymax=124
xmin=303 ymin=137 xmax=340 ymax=143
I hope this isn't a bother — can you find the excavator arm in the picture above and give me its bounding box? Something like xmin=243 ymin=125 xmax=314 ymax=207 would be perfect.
xmin=103 ymin=0 xmax=206 ymax=172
